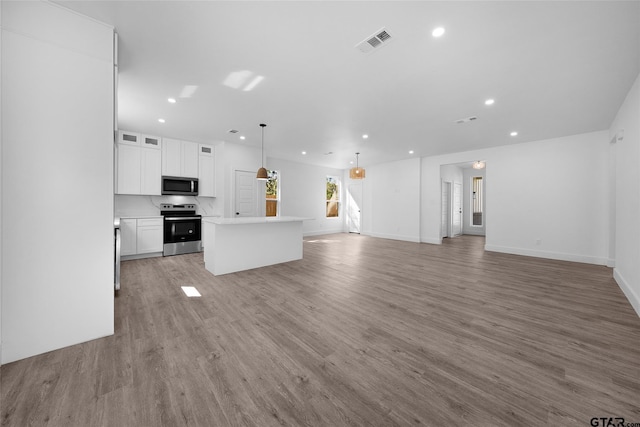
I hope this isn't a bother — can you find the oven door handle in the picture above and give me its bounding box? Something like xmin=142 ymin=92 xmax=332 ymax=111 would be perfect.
xmin=164 ymin=216 xmax=201 ymax=221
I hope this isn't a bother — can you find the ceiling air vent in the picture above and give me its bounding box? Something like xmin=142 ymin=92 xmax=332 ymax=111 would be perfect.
xmin=356 ymin=28 xmax=393 ymax=54
xmin=455 ymin=116 xmax=478 ymax=124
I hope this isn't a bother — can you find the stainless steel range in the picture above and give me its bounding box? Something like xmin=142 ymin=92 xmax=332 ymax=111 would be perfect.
xmin=161 ymin=204 xmax=202 ymax=256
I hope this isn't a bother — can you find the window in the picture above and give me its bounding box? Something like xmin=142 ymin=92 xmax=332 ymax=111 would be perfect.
xmin=472 ymin=176 xmax=483 ymax=226
xmin=326 ymin=176 xmax=340 ymax=218
xmin=266 ymin=170 xmax=279 ymax=217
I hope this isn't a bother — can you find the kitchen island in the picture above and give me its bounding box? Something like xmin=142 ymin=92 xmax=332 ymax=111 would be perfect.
xmin=202 ymin=216 xmax=307 ymax=275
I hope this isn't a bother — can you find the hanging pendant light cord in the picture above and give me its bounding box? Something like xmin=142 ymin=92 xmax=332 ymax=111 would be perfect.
xmin=260 ymin=124 xmax=265 ymax=167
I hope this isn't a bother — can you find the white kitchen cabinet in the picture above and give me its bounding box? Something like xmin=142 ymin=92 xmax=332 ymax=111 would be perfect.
xmin=136 ymin=218 xmax=163 ymax=254
xmin=162 ymin=138 xmax=198 ymax=178
xmin=116 ymin=130 xmax=162 ymax=195
xmin=140 ymin=147 xmax=161 ymax=195
xmin=198 ymin=144 xmax=216 ymax=197
xmin=117 ymin=143 xmax=142 ymax=194
xmin=120 ymin=218 xmax=138 ymax=256
xmin=120 ymin=217 xmax=163 ymax=258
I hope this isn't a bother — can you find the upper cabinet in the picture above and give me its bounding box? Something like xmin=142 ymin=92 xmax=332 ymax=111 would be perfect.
xmin=116 ymin=131 xmax=216 ymax=197
xmin=198 ymin=144 xmax=216 ymax=197
xmin=162 ymin=138 xmax=198 ymax=178
xmin=116 ymin=130 xmax=162 ymax=195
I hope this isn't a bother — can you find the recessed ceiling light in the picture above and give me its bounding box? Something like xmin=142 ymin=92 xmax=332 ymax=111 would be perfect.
xmin=301 ymin=151 xmax=306 ymax=155
xmin=350 ymin=161 xmax=354 ymax=165
xmin=158 ymin=118 xmax=165 ymax=123
xmin=240 ymin=136 xmax=246 ymax=140
xmin=485 ymin=99 xmax=495 ymax=106
xmin=362 ymin=134 xmax=369 ymax=139
xmin=432 ymin=27 xmax=445 ymax=37
xmin=409 ymin=150 xmax=414 ymax=154
xmin=510 ymin=131 xmax=518 ymax=136
xmin=167 ymin=98 xmax=176 ymax=104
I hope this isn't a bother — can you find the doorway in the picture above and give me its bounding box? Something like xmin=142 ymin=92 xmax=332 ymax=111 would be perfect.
xmin=440 ymin=161 xmax=487 ymax=240
xmin=234 ymin=170 xmax=258 ymax=217
xmin=347 ymin=183 xmax=363 ymax=233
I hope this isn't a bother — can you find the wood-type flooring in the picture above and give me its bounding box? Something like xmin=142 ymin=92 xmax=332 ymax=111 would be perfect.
xmin=2 ymin=234 xmax=640 ymax=426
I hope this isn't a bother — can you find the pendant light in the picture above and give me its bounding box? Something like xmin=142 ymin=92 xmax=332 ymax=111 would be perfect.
xmin=349 ymin=152 xmax=366 ymax=179
xmin=472 ymin=160 xmax=485 ymax=170
xmin=256 ymin=123 xmax=268 ymax=180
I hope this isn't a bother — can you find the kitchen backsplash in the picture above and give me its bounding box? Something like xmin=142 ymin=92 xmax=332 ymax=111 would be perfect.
xmin=115 ymin=195 xmax=221 ymax=217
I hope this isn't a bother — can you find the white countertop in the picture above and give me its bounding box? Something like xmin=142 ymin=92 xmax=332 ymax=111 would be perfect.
xmin=117 ymin=215 xmax=163 ymax=220
xmin=203 ymin=216 xmax=309 ymax=225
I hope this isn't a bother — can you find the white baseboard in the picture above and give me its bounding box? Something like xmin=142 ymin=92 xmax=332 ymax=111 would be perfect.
xmin=366 ymin=232 xmax=420 ymax=243
xmin=421 ymin=237 xmax=442 ymax=244
xmin=484 ymin=244 xmax=608 ymax=266
xmin=303 ymin=229 xmax=343 ymax=237
xmin=613 ymin=269 xmax=640 ymax=318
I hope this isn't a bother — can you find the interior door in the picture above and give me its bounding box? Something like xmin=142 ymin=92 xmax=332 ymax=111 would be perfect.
xmin=452 ymin=182 xmax=462 ymax=237
xmin=348 ymin=183 xmax=363 ymax=233
xmin=234 ymin=170 xmax=257 ymax=217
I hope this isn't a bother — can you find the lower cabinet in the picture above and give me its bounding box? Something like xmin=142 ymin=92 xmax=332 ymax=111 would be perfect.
xmin=120 ymin=218 xmax=138 ymax=256
xmin=120 ymin=217 xmax=163 ymax=258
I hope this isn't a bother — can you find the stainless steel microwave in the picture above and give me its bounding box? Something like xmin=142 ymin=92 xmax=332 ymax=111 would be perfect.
xmin=161 ymin=176 xmax=199 ymax=196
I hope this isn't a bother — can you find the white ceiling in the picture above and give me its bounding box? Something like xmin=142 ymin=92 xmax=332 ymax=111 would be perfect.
xmin=56 ymin=1 xmax=640 ymax=169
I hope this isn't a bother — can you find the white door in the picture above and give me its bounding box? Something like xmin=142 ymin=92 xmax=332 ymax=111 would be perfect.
xmin=235 ymin=170 xmax=257 ymax=217
xmin=348 ymin=183 xmax=363 ymax=233
xmin=451 ymin=182 xmax=462 ymax=237
xmin=441 ymin=181 xmax=450 ymax=238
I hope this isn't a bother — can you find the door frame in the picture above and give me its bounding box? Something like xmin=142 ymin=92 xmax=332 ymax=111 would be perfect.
xmin=441 ymin=181 xmax=451 ymax=239
xmin=451 ymin=182 xmax=462 ymax=237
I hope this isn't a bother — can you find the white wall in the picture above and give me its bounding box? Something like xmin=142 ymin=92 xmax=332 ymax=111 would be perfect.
xmin=486 ymin=132 xmax=609 ymax=264
xmin=1 ymin=2 xmax=115 ymax=363
xmin=610 ymin=73 xmax=640 ymax=316
xmin=362 ymin=158 xmax=421 ymax=242
xmin=421 ymin=131 xmax=610 ymax=265
xmin=0 ymin=0 xmax=3 ymax=361
xmin=463 ymin=167 xmax=486 ymax=235
xmin=268 ymin=157 xmax=345 ymax=236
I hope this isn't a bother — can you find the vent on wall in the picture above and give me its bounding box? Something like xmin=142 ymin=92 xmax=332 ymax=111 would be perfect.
xmin=356 ymin=28 xmax=393 ymax=54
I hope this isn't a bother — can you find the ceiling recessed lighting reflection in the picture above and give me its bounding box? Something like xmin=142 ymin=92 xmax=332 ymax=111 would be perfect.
xmin=409 ymin=150 xmax=414 ymax=154
xmin=158 ymin=118 xmax=165 ymax=123
xmin=243 ymin=75 xmax=264 ymax=92
xmin=362 ymin=134 xmax=369 ymax=139
xmin=240 ymin=136 xmax=246 ymax=140
xmin=223 ymin=70 xmax=265 ymax=92
xmin=350 ymin=161 xmax=354 ymax=164
xmin=510 ymin=131 xmax=518 ymax=136
xmin=301 ymin=151 xmax=307 ymax=155
xmin=485 ymin=99 xmax=495 ymax=106
xmin=167 ymin=98 xmax=176 ymax=104
xmin=432 ymin=27 xmax=445 ymax=37
xmin=179 ymin=85 xmax=198 ymax=98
